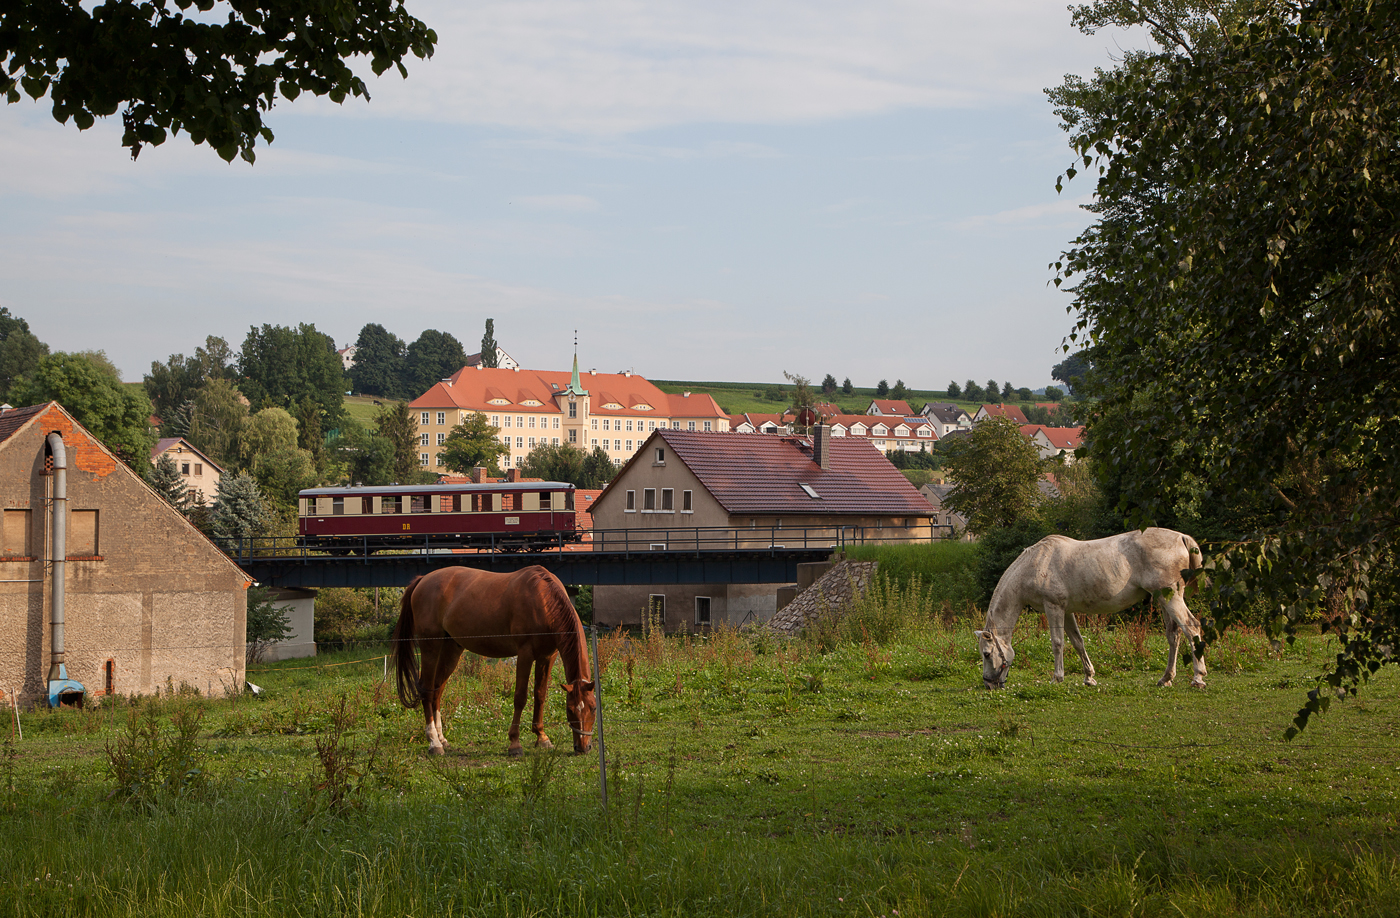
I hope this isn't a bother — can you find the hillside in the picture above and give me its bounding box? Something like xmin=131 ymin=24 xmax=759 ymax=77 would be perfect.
xmin=650 ymin=380 xmax=988 ymax=417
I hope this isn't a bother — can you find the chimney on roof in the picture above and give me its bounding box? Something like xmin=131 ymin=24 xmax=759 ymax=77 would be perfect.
xmin=813 ymin=423 xmax=830 ymax=470
xmin=506 ymin=467 xmax=519 ymax=482
xmin=471 ymin=466 xmax=486 ymax=483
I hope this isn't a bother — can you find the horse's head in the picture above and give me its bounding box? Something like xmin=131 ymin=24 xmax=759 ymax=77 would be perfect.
xmin=562 ymin=679 xmax=597 ymax=754
xmin=975 ymin=629 xmax=1013 ymax=690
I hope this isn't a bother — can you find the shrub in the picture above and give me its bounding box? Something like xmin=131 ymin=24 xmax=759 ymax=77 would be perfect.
xmin=975 ymin=517 xmax=1053 ymax=604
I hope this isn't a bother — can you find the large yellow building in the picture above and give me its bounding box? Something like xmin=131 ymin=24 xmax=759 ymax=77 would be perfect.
xmin=407 ymin=359 xmax=729 ymax=470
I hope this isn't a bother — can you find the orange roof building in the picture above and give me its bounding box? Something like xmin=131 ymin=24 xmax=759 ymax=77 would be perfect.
xmin=407 ymin=357 xmax=729 ymax=471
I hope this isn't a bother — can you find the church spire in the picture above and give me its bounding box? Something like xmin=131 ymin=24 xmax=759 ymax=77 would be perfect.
xmin=566 ymin=331 xmax=588 ymax=396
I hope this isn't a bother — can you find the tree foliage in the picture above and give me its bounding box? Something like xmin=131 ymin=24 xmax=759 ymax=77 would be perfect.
xmin=942 ymin=416 xmax=1043 ymax=535
xmin=403 ymin=329 xmax=467 ymax=398
xmin=145 ymin=335 xmax=236 ymax=429
xmin=1053 ymin=0 xmax=1400 ymax=731
xmin=375 ymin=401 xmax=425 ymax=483
xmin=479 ymin=319 xmax=498 ymax=368
xmin=348 ymin=323 xmax=405 ymax=400
xmin=946 ymin=380 xmax=962 ymax=399
xmin=0 ymin=306 xmax=48 ymax=403
xmin=326 ymin=418 xmax=395 ymax=486
xmin=245 ymin=585 xmax=294 ymax=663
xmin=11 ymin=351 xmax=155 ymax=464
xmin=211 ymin=471 xmax=268 ymax=542
xmin=438 ymin=411 xmax=508 ymax=476
xmin=150 ymin=453 xmax=193 ymax=515
xmin=1 ymin=0 xmax=437 ymax=163
xmin=238 ymin=323 xmax=344 ymax=425
xmin=183 ymin=376 xmax=249 ymax=469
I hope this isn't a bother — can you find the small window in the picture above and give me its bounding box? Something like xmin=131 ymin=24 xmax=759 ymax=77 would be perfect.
xmin=661 ymin=489 xmax=673 ymax=510
xmin=614 ymin=440 xmax=621 ymax=451
xmin=626 ymin=440 xmax=633 ymax=451
xmin=504 ymin=416 xmax=512 ymax=427
xmin=648 ymin=594 xmax=666 ymax=626
xmin=437 ymin=412 xmax=446 ymax=425
xmin=603 ymin=419 xmax=610 ymax=431
xmin=569 ymin=429 xmax=578 ymax=443
xmin=194 ymin=463 xmax=202 ymax=475
xmin=420 ymin=453 xmax=429 ymax=465
xmin=420 ymin=433 xmax=429 ymax=445
xmin=682 ymin=490 xmax=693 ymax=512
xmin=800 ymin=483 xmax=821 ymax=499
xmin=654 ymin=447 xmax=665 ymax=464
xmin=437 ymin=433 xmax=445 ymax=445
xmin=687 ymin=421 xmax=696 ymax=431
xmin=626 ymin=490 xmax=636 ymax=511
xmin=703 ymin=421 xmax=712 ymax=431
xmin=421 ymin=412 xmax=429 ymax=425
xmin=69 ymin=509 xmax=98 ymax=556
xmin=553 ymin=417 xmax=560 ymax=429
xmin=540 ymin=491 xmax=553 ymax=510
xmin=529 ymin=416 xmax=536 ymax=428
xmin=569 ymin=402 xmax=577 ymax=418
xmin=332 ymin=496 xmax=345 ymax=515
xmin=181 ymin=462 xmax=190 ymax=475
xmin=695 ymin=596 xmax=712 ymax=626
xmin=643 ymin=489 xmax=656 ymax=510
xmin=626 ymin=420 xmax=633 ymax=431
xmin=515 ymin=456 xmax=523 ymax=467
xmin=516 ymin=437 xmax=523 ymax=448
xmin=591 ymin=420 xmax=598 ymax=430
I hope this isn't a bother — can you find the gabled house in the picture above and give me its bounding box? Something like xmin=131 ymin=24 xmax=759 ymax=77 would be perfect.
xmin=588 ymin=427 xmax=935 ymax=630
xmin=1031 ymin=426 xmax=1084 ymax=461
xmin=921 ymin=403 xmax=972 ymax=437
xmin=866 ymin=398 xmax=914 ymax=417
xmin=150 ymin=437 xmax=224 ymax=506
xmin=974 ymin=403 xmax=1030 ymax=425
xmin=1 ymin=402 xmax=250 ymax=705
xmin=728 ymin=412 xmax=790 ymax=435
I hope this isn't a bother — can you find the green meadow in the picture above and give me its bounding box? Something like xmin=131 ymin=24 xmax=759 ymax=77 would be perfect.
xmin=2 ymin=586 xmax=1397 ymax=917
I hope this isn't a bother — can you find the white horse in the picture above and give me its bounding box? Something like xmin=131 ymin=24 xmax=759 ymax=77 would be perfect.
xmin=975 ymin=528 xmax=1206 ymax=690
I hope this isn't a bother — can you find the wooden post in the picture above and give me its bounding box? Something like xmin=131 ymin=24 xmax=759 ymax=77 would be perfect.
xmin=590 ymin=624 xmax=607 ymax=812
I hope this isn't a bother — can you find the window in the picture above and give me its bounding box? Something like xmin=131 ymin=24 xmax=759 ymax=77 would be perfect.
xmin=569 ymin=429 xmax=578 ymax=443
xmin=591 ymin=419 xmax=598 ymax=430
xmin=529 ymin=416 xmax=536 ymax=428
xmin=517 ymin=416 xmax=524 ymax=428
xmin=569 ymin=402 xmax=577 ymax=418
xmin=661 ymin=488 xmax=673 ymax=511
xmin=553 ymin=417 xmax=560 ymax=429
xmin=420 ymin=453 xmax=429 ymax=466
xmin=2 ymin=509 xmax=31 ymax=557
xmin=654 ymin=447 xmax=665 ymax=464
xmin=437 ymin=433 xmax=445 ymax=445
xmin=552 ymin=437 xmax=559 ymax=445
xmin=194 ymin=463 xmax=202 ymax=475
xmin=624 ymin=490 xmax=636 ymax=511
xmin=603 ymin=419 xmax=610 ymax=431
xmin=529 ymin=437 xmax=536 ymax=447
xmin=436 ymin=455 xmax=445 ymax=466
xmin=614 ymin=440 xmax=621 ymax=451
xmin=504 ymin=416 xmax=512 ymax=427
xmin=332 ymin=496 xmax=345 ymax=515
xmin=703 ymin=421 xmax=712 ymax=431
xmin=515 ymin=457 xmax=523 ymax=467
xmin=672 ymin=420 xmax=681 ymax=428
xmin=648 ymin=594 xmax=666 ymax=626
xmin=516 ymin=437 xmax=523 ymax=448
xmin=180 ymin=462 xmax=190 ymax=475
xmin=687 ymin=421 xmax=696 ymax=431
xmin=626 ymin=440 xmax=633 ymax=451
xmin=591 ymin=438 xmax=598 ymax=447
xmin=421 ymin=412 xmax=429 ymax=425
xmin=493 ymin=415 xmax=500 ymax=426
xmin=682 ymin=490 xmax=693 ymax=512
xmin=626 ymin=420 xmax=633 ymax=431
xmin=695 ymin=596 xmax=711 ymax=626
xmin=420 ymin=433 xmax=429 ymax=446
xmin=643 ymin=489 xmax=656 ymax=510
xmin=436 ymin=412 xmax=446 ymax=425
xmin=648 ymin=421 xmax=655 ymax=431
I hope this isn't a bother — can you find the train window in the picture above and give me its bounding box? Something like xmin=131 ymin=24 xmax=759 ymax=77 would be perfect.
xmin=410 ymin=495 xmax=428 ymax=513
xmin=565 ymin=490 xmax=575 ymax=511
xmin=362 ymin=497 xmax=373 ymax=514
xmin=298 ymin=498 xmax=309 ymax=516
xmin=382 ymin=496 xmax=401 ymax=514
xmin=332 ymin=497 xmax=344 ymax=515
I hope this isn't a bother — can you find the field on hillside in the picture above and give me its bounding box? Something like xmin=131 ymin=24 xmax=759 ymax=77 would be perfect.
xmin=651 ymin=381 xmax=988 ymax=417
xmin=3 ymin=603 xmax=1397 ymax=917
xmin=342 ymin=394 xmax=398 ymax=426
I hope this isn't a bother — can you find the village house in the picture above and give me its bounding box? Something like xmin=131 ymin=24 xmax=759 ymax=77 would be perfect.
xmin=1027 ymin=426 xmax=1085 ymax=461
xmin=462 ymin=346 xmax=520 ymax=371
xmin=865 ymin=398 xmax=914 ymax=417
xmin=973 ymin=403 xmax=1030 ymax=425
xmin=150 ymin=437 xmax=223 ymax=505
xmin=408 ymin=357 xmax=729 ymax=471
xmin=920 ymin=403 xmax=973 ymax=437
xmin=587 ymin=427 xmax=935 ymax=631
xmin=1 ymin=403 xmax=250 ymax=706
xmin=730 ymin=411 xmax=938 ymax=454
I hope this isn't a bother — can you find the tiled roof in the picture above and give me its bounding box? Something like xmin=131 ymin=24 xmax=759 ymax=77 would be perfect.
xmin=149 ymin=436 xmax=224 ymax=472
xmin=922 ymin=404 xmax=969 ymax=424
xmin=1038 ymin=427 xmax=1084 ymax=450
xmin=409 ymin=367 xmax=726 ymax=420
xmin=978 ymin=404 xmax=1030 ymax=424
xmin=603 ymin=428 xmax=933 ymax=517
xmin=868 ymin=399 xmax=913 ymax=416
xmin=0 ymin=404 xmax=48 ymax=446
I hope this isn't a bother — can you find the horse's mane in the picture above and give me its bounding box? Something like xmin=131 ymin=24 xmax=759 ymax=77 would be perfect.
xmin=521 ymin=567 xmax=592 ymax=681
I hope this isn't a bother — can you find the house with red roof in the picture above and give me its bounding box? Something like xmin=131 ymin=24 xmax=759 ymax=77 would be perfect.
xmin=974 ymin=403 xmax=1030 ymax=425
xmin=866 ymin=398 xmax=914 ymax=417
xmin=588 ymin=426 xmax=934 ymax=630
xmin=1030 ymin=426 xmax=1085 ymax=461
xmin=408 ymin=356 xmax=728 ymax=472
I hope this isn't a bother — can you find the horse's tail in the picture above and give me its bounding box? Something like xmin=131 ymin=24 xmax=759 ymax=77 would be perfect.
xmin=393 ymin=575 xmax=424 ymax=708
xmin=1182 ymin=534 xmax=1207 ymax=597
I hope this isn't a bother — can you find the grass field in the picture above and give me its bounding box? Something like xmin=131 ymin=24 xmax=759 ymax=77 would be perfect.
xmin=2 ymin=603 xmax=1397 ymax=917
xmin=650 ymin=380 xmax=990 ymax=417
xmin=342 ymin=394 xmax=398 ymax=426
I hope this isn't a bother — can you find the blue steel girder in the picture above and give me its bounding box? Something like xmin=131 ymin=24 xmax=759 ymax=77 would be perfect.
xmin=236 ymin=548 xmax=835 ymax=589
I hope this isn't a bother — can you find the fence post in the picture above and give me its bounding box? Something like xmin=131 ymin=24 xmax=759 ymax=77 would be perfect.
xmin=589 ymin=623 xmax=608 ymax=812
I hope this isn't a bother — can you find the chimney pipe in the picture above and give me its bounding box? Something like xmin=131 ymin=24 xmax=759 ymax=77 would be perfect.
xmin=814 ymin=424 xmax=830 ymax=470
xmin=46 ymin=432 xmax=66 ymax=683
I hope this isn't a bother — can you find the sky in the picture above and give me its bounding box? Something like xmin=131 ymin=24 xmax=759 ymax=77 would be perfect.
xmin=0 ymin=1 xmax=1144 ymax=391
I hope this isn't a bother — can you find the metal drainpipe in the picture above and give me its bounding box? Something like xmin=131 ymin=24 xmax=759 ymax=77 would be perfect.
xmin=46 ymin=432 xmax=66 ymax=684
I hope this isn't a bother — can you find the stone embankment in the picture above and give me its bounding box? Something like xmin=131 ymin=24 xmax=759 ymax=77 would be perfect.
xmin=765 ymin=560 xmax=878 ymax=636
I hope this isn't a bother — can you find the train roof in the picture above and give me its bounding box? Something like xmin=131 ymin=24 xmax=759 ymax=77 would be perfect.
xmin=299 ymin=481 xmax=575 ymax=497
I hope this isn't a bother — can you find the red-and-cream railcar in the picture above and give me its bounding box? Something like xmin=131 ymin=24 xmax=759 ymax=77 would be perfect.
xmin=297 ymin=481 xmax=580 ymax=553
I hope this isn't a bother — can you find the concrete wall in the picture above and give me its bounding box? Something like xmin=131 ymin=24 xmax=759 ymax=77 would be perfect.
xmin=0 ymin=405 xmax=249 ymax=706
xmin=259 ymin=588 xmax=318 ymax=662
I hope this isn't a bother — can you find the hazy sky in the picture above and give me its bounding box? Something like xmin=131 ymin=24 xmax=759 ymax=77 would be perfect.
xmin=0 ymin=1 xmax=1141 ymax=389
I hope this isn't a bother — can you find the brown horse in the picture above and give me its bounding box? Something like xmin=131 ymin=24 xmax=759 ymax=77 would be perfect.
xmin=393 ymin=566 xmax=596 ymax=756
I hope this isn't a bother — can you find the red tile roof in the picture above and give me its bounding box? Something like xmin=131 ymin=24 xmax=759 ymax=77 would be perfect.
xmin=978 ymin=404 xmax=1030 ymax=424
xmin=869 ymin=399 xmax=914 ymax=416
xmin=0 ymin=404 xmax=48 ymax=446
xmin=1037 ymin=427 xmax=1085 ymax=450
xmin=410 ymin=366 xmax=726 ymax=421
xmin=600 ymin=428 xmax=933 ymax=518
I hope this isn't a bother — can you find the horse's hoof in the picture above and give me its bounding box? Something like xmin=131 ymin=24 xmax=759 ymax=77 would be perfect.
xmin=537 ymin=739 xmax=554 ymax=750
xmin=1190 ymin=680 xmax=1206 ymax=689
xmin=1158 ymin=678 xmax=1174 ymax=687
xmin=428 ymin=746 xmax=445 ymax=756
xmin=507 ymin=746 xmax=523 ymax=758
xmin=1084 ymin=677 xmax=1098 ymax=687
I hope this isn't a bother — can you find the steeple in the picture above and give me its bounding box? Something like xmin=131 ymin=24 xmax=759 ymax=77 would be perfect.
xmin=565 ymin=331 xmax=588 ymax=397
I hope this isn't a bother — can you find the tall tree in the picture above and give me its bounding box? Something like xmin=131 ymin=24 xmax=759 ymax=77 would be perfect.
xmin=150 ymin=453 xmax=193 ymax=516
xmin=1053 ymin=0 xmax=1400 ymax=729
xmin=963 ymin=380 xmax=983 ymax=402
xmin=479 ymin=319 xmax=499 ymax=368
xmin=0 ymin=306 xmax=48 ymax=402
xmin=404 ymin=328 xmax=468 ymax=397
xmin=521 ymin=442 xmax=587 ymax=486
xmin=1052 ymin=351 xmax=1094 ymax=398
xmin=348 ymin=323 xmax=406 ymax=399
xmin=820 ymin=374 xmax=838 ymax=395
xmin=890 ymin=380 xmax=908 ymax=401
xmin=145 ymin=335 xmax=236 ymax=425
xmin=10 ymin=351 xmax=155 ymax=464
xmin=376 ymin=401 xmax=424 ymax=483
xmin=438 ymin=411 xmax=508 ymax=476
xmin=184 ymin=377 xmax=250 ymax=469
xmin=841 ymin=377 xmax=853 ymax=395
xmin=211 ymin=472 xmax=268 ymax=543
xmin=942 ymin=416 xmax=1043 ymax=535
xmin=985 ymin=380 xmax=1001 ymax=403
xmin=238 ymin=323 xmax=345 ymax=425
xmin=326 ymin=418 xmax=395 ymax=486
xmin=2 ymin=1 xmax=436 ymax=162
xmin=582 ymin=446 xmax=618 ymax=489
xmin=875 ymin=379 xmax=889 ymax=397
xmin=946 ymin=380 xmax=962 ymax=399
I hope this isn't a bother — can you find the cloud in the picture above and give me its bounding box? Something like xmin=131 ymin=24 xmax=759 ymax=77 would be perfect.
xmin=954 ymin=195 xmax=1095 ymax=231
xmin=327 ymin=0 xmax=1147 ymax=133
